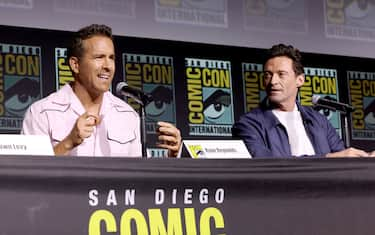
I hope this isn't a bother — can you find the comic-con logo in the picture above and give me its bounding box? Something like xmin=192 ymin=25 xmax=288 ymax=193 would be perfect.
xmin=185 ymin=58 xmax=234 ymax=136
xmin=123 ymin=53 xmax=176 ymax=157
xmin=348 ymin=71 xmax=375 ymax=139
xmin=0 ymin=44 xmax=41 ymax=130
xmin=55 ymin=48 xmax=74 ymax=89
xmin=155 ymin=0 xmax=228 ymax=27
xmin=242 ymin=63 xmax=266 ymax=112
xmin=325 ymin=0 xmax=375 ymax=41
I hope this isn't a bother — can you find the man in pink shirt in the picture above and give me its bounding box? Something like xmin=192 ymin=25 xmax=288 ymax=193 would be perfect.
xmin=21 ymin=24 xmax=181 ymax=157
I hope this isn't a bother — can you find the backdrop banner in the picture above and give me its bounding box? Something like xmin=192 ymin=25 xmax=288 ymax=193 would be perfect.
xmin=1 ymin=156 xmax=375 ymax=234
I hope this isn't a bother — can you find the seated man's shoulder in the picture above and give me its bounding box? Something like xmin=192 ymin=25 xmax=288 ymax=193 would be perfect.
xmin=299 ymin=105 xmax=331 ymax=123
xmin=241 ymin=107 xmax=266 ymax=119
xmin=235 ymin=108 xmax=268 ymax=127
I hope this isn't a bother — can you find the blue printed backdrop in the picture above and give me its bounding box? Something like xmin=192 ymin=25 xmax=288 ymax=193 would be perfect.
xmin=0 ymin=24 xmax=373 ymax=151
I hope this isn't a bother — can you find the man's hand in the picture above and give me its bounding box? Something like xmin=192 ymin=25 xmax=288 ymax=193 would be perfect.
xmin=54 ymin=112 xmax=100 ymax=156
xmin=326 ymin=147 xmax=370 ymax=158
xmin=156 ymin=121 xmax=181 ymax=157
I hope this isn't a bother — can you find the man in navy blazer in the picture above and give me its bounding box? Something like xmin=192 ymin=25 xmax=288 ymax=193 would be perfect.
xmin=232 ymin=44 xmax=374 ymax=158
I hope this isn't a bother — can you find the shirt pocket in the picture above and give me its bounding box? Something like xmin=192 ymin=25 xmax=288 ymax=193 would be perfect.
xmin=45 ymin=106 xmax=75 ymax=146
xmin=107 ymin=125 xmax=136 ymax=144
xmin=106 ymin=122 xmax=140 ymax=156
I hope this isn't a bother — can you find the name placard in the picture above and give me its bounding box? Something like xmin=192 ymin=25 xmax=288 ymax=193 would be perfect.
xmin=178 ymin=140 xmax=251 ymax=159
xmin=0 ymin=135 xmax=54 ymax=156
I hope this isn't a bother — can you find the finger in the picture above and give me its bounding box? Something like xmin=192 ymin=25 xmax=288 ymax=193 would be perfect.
xmin=76 ymin=119 xmax=97 ymax=138
xmin=158 ymin=134 xmax=179 ymax=145
xmin=158 ymin=125 xmax=181 ymax=138
xmin=77 ymin=117 xmax=94 ymax=130
xmin=157 ymin=121 xmax=174 ymax=128
xmin=82 ymin=112 xmax=100 ymax=125
xmin=350 ymin=148 xmax=370 ymax=157
xmin=358 ymin=150 xmax=370 ymax=157
xmin=349 ymin=150 xmax=369 ymax=157
xmin=86 ymin=115 xmax=100 ymax=125
xmin=83 ymin=125 xmax=95 ymax=133
xmin=156 ymin=142 xmax=179 ymax=152
xmin=81 ymin=112 xmax=92 ymax=119
xmin=157 ymin=127 xmax=178 ymax=137
xmin=158 ymin=122 xmax=179 ymax=132
xmin=77 ymin=127 xmax=92 ymax=138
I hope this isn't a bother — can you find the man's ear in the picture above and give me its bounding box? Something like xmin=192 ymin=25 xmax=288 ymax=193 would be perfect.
xmin=69 ymin=56 xmax=79 ymax=74
xmin=296 ymin=73 xmax=305 ymax=88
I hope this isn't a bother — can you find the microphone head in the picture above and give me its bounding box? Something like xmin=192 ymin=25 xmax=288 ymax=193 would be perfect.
xmin=116 ymin=81 xmax=152 ymax=106
xmin=116 ymin=82 xmax=128 ymax=96
xmin=312 ymin=95 xmax=320 ymax=105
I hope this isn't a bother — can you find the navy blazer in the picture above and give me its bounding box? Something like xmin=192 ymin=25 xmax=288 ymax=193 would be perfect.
xmin=232 ymin=101 xmax=345 ymax=158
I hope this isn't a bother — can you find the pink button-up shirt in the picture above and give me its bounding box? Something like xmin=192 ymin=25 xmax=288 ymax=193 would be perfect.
xmin=21 ymin=85 xmax=142 ymax=157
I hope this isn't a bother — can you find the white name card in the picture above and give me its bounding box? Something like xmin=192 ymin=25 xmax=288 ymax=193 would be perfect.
xmin=0 ymin=134 xmax=54 ymax=156
xmin=179 ymin=140 xmax=251 ymax=159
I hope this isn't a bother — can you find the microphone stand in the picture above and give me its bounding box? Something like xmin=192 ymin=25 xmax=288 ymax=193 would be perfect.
xmin=342 ymin=109 xmax=351 ymax=149
xmin=121 ymin=93 xmax=151 ymax=158
xmin=314 ymin=104 xmax=354 ymax=148
xmin=140 ymin=103 xmax=147 ymax=158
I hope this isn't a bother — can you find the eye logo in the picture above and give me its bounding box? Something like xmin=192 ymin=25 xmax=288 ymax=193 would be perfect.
xmin=145 ymin=85 xmax=173 ymax=118
xmin=364 ymin=99 xmax=375 ymax=129
xmin=5 ymin=77 xmax=40 ymax=117
xmin=203 ymin=89 xmax=231 ymax=123
xmin=313 ymin=95 xmax=337 ymax=121
xmin=345 ymin=0 xmax=372 ymax=19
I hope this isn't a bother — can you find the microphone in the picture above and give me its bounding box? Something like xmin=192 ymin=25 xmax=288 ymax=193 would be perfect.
xmin=312 ymin=95 xmax=355 ymax=113
xmin=116 ymin=82 xmax=152 ymax=106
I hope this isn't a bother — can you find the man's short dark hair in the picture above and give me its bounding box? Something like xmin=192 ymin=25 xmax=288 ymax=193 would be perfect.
xmin=67 ymin=24 xmax=113 ymax=60
xmin=264 ymin=44 xmax=304 ymax=76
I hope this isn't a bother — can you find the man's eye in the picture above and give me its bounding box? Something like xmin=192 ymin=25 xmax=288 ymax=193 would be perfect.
xmin=264 ymin=73 xmax=272 ymax=79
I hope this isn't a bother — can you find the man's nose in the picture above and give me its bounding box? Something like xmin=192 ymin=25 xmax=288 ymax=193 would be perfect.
xmin=270 ymin=74 xmax=279 ymax=84
xmin=103 ymin=57 xmax=113 ymax=69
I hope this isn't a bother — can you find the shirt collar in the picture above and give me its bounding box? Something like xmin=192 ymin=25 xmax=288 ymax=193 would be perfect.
xmin=261 ymin=99 xmax=313 ymax=129
xmin=50 ymin=84 xmax=85 ymax=115
xmin=49 ymin=84 xmax=135 ymax=114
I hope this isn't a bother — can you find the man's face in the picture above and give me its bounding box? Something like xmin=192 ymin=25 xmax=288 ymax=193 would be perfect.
xmin=263 ymin=56 xmax=304 ymax=110
xmin=73 ymin=35 xmax=115 ymax=96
